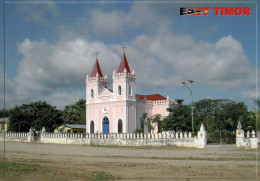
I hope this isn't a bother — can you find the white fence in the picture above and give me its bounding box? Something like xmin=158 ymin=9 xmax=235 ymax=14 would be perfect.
xmin=0 ymin=124 xmax=207 ymax=149
xmin=236 ymin=121 xmax=257 ymax=149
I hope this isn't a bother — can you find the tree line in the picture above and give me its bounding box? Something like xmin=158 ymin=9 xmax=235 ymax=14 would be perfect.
xmin=0 ymin=98 xmax=258 ymax=134
xmin=136 ymin=99 xmax=257 ymax=134
xmin=0 ymin=99 xmax=86 ymax=132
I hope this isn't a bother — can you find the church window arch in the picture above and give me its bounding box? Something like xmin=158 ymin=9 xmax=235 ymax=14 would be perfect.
xmin=90 ymin=121 xmax=94 ymax=134
xmin=118 ymin=119 xmax=123 ymax=133
xmin=129 ymin=84 xmax=132 ymax=96
xmin=118 ymin=85 xmax=122 ymax=95
xmin=91 ymin=89 xmax=94 ymax=98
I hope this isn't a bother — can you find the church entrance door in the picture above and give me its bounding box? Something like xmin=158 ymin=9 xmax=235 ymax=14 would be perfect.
xmin=102 ymin=116 xmax=109 ymax=134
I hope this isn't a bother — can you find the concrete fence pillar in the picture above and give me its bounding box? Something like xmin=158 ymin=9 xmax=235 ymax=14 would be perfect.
xmin=28 ymin=128 xmax=34 ymax=142
xmin=197 ymin=124 xmax=207 ymax=149
xmin=236 ymin=121 xmax=245 ymax=148
xmin=250 ymin=130 xmax=257 ymax=149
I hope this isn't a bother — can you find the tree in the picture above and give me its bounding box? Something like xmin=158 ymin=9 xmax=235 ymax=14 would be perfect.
xmin=8 ymin=101 xmax=63 ymax=132
xmin=162 ymin=105 xmax=192 ymax=131
xmin=152 ymin=114 xmax=163 ymax=133
xmin=0 ymin=108 xmax=12 ymax=118
xmin=62 ymin=99 xmax=86 ymax=124
xmin=194 ymin=99 xmax=255 ymax=132
xmin=136 ymin=113 xmax=163 ymax=133
xmin=139 ymin=113 xmax=153 ymax=133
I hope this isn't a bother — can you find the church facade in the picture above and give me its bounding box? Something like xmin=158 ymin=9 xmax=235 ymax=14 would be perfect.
xmin=85 ymin=52 xmax=177 ymax=134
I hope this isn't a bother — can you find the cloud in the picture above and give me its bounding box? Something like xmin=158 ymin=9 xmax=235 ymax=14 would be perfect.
xmin=90 ymin=10 xmax=125 ymax=38
xmin=5 ymin=32 xmax=255 ymax=110
xmin=40 ymin=90 xmax=85 ymax=110
xmin=3 ymin=4 xmax=257 ymax=109
xmin=127 ymin=33 xmax=255 ymax=91
xmin=13 ymin=3 xmax=59 ymax=25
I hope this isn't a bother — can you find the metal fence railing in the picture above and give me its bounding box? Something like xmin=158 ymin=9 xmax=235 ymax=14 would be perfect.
xmin=207 ymin=130 xmax=235 ymax=144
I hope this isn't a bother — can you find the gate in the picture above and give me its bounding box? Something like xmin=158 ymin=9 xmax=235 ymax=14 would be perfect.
xmin=207 ymin=130 xmax=235 ymax=144
xmin=34 ymin=131 xmax=41 ymax=142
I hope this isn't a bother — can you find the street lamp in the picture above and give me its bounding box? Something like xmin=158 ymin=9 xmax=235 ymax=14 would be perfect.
xmin=182 ymin=80 xmax=194 ymax=133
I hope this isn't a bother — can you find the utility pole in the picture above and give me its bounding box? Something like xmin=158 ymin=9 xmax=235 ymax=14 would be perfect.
xmin=182 ymin=80 xmax=194 ymax=133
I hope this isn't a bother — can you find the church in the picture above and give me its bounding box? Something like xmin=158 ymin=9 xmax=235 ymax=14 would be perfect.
xmin=85 ymin=51 xmax=177 ymax=134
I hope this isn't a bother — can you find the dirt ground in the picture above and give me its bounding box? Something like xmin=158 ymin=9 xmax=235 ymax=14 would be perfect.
xmin=0 ymin=141 xmax=258 ymax=180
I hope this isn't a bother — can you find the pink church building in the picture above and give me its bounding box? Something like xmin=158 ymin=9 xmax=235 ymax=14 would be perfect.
xmin=86 ymin=52 xmax=177 ymax=134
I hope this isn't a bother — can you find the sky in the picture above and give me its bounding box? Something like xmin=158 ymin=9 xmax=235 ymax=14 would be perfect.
xmin=0 ymin=0 xmax=259 ymax=110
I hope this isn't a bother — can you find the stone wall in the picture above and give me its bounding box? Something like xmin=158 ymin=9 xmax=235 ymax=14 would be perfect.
xmin=236 ymin=121 xmax=257 ymax=149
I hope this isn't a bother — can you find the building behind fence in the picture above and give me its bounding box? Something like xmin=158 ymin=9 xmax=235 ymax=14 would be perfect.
xmin=0 ymin=124 xmax=207 ymax=149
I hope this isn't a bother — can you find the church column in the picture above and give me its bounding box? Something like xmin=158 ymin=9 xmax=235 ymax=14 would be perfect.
xmin=123 ymin=81 xmax=126 ymax=100
xmin=134 ymin=106 xmax=137 ymax=130
xmin=95 ymin=107 xmax=98 ymax=133
xmin=86 ymin=107 xmax=88 ymax=133
xmin=126 ymin=105 xmax=129 ymax=133
xmin=113 ymin=106 xmax=116 ymax=133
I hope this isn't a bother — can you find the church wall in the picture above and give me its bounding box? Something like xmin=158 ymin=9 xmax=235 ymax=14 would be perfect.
xmin=113 ymin=79 xmax=125 ymax=101
xmin=151 ymin=104 xmax=169 ymax=117
xmin=127 ymin=103 xmax=136 ymax=133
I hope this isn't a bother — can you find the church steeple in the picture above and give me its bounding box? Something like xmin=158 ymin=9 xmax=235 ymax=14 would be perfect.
xmin=117 ymin=53 xmax=131 ymax=73
xmin=91 ymin=59 xmax=103 ymax=77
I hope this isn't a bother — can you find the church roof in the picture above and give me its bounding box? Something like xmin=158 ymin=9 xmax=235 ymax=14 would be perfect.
xmin=136 ymin=94 xmax=167 ymax=101
xmin=64 ymin=124 xmax=86 ymax=129
xmin=117 ymin=53 xmax=131 ymax=73
xmin=91 ymin=59 xmax=103 ymax=77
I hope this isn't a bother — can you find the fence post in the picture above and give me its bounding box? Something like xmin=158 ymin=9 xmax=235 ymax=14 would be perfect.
xmin=197 ymin=124 xmax=207 ymax=149
xmin=40 ymin=126 xmax=46 ymax=142
xmin=28 ymin=128 xmax=34 ymax=142
xmin=236 ymin=121 xmax=245 ymax=148
xmin=250 ymin=130 xmax=257 ymax=149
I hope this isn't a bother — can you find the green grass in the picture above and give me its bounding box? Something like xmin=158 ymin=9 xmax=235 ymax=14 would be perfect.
xmin=0 ymin=161 xmax=39 ymax=174
xmin=91 ymin=171 xmax=115 ymax=180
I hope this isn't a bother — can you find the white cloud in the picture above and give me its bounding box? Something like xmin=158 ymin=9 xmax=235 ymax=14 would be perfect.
xmin=3 ymin=32 xmax=256 ymax=109
xmin=126 ymin=33 xmax=255 ymax=91
xmin=3 ymin=4 xmax=257 ymax=109
xmin=90 ymin=10 xmax=125 ymax=37
xmin=13 ymin=3 xmax=59 ymax=25
xmin=40 ymin=91 xmax=85 ymax=110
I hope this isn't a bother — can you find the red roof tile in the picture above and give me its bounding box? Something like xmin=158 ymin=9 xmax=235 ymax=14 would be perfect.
xmin=109 ymin=89 xmax=113 ymax=93
xmin=117 ymin=53 xmax=131 ymax=73
xmin=136 ymin=94 xmax=167 ymax=101
xmin=91 ymin=59 xmax=103 ymax=77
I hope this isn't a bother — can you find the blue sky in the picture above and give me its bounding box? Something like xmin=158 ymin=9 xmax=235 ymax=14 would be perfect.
xmin=0 ymin=0 xmax=258 ymax=110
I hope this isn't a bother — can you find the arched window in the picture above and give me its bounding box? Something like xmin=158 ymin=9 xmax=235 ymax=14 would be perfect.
xmin=90 ymin=121 xmax=94 ymax=134
xmin=91 ymin=89 xmax=94 ymax=98
xmin=118 ymin=119 xmax=123 ymax=133
xmin=129 ymin=84 xmax=132 ymax=96
xmin=118 ymin=85 xmax=121 ymax=95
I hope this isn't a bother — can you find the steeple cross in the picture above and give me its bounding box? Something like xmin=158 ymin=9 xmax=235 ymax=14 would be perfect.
xmin=122 ymin=45 xmax=126 ymax=53
xmin=95 ymin=52 xmax=99 ymax=60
